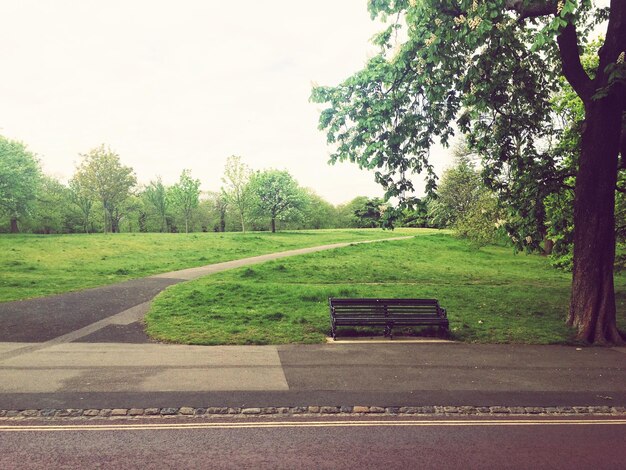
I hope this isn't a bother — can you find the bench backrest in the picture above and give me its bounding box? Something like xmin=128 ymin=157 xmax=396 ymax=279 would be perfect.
xmin=329 ymin=298 xmax=443 ymax=318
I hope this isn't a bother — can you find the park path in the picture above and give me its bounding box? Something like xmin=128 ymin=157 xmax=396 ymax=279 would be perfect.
xmin=0 ymin=236 xmax=414 ymax=349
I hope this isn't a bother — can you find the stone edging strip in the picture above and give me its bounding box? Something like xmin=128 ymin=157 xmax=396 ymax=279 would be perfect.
xmin=1 ymin=405 xmax=625 ymax=420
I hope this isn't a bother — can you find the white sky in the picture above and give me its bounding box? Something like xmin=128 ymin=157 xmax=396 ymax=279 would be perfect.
xmin=0 ymin=0 xmax=454 ymax=204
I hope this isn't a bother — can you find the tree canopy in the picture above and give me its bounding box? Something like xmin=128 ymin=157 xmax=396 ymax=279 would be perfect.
xmin=168 ymin=169 xmax=201 ymax=234
xmin=312 ymin=0 xmax=626 ymax=344
xmin=144 ymin=177 xmax=169 ymax=233
xmin=0 ymin=136 xmax=41 ymax=233
xmin=249 ymin=169 xmax=307 ymax=233
xmin=73 ymin=145 xmax=137 ymax=233
xmin=221 ymin=155 xmax=253 ymax=233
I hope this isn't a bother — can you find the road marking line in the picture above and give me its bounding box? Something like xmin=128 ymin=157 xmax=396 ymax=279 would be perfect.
xmin=1 ymin=419 xmax=625 ymax=432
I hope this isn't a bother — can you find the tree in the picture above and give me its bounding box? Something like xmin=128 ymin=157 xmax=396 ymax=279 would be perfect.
xmin=221 ymin=155 xmax=253 ymax=232
xmin=249 ymin=170 xmax=306 ymax=233
xmin=143 ymin=177 xmax=169 ymax=232
xmin=202 ymin=191 xmax=228 ymax=232
xmin=73 ymin=145 xmax=137 ymax=233
xmin=352 ymin=197 xmax=387 ymax=228
xmin=456 ymin=190 xmax=505 ymax=247
xmin=312 ymin=1 xmax=625 ymax=345
xmin=428 ymin=154 xmax=483 ymax=228
xmin=68 ymin=177 xmax=94 ymax=233
xmin=299 ymin=188 xmax=337 ymax=229
xmin=115 ymin=194 xmax=143 ymax=233
xmin=532 ymin=39 xmax=623 ymax=263
xmin=169 ymin=169 xmax=200 ymax=233
xmin=29 ymin=176 xmax=72 ymax=234
xmin=336 ymin=196 xmax=370 ymax=228
xmin=479 ymin=41 xmax=605 ymax=259
xmin=399 ymin=196 xmax=432 ymax=227
xmin=0 ymin=136 xmax=41 ymax=233
xmin=429 ymin=154 xmax=505 ymax=246
xmin=213 ymin=192 xmax=228 ymax=232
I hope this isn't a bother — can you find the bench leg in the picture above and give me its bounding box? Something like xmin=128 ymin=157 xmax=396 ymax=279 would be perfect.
xmin=384 ymin=325 xmax=393 ymax=340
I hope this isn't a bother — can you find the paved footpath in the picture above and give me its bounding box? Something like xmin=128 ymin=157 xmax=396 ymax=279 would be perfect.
xmin=0 ymin=237 xmax=625 ymax=415
xmin=0 ymin=342 xmax=624 ymax=413
xmin=0 ymin=237 xmax=411 ymax=345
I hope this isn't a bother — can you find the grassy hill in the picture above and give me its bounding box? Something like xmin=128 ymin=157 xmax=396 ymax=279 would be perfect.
xmin=0 ymin=229 xmax=409 ymax=302
xmin=146 ymin=232 xmax=626 ymax=344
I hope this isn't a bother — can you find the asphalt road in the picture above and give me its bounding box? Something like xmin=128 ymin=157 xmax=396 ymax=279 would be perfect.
xmin=1 ymin=416 xmax=625 ymax=469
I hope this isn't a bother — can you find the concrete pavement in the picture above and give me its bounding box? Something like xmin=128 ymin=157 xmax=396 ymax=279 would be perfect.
xmin=0 ymin=342 xmax=624 ymax=410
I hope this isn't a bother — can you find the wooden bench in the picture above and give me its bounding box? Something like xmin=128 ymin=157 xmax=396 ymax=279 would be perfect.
xmin=329 ymin=298 xmax=449 ymax=340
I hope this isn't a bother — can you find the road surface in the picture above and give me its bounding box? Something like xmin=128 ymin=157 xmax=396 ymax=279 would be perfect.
xmin=1 ymin=415 xmax=625 ymax=469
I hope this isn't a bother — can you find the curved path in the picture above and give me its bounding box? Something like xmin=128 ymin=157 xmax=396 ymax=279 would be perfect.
xmin=0 ymin=236 xmax=414 ymax=348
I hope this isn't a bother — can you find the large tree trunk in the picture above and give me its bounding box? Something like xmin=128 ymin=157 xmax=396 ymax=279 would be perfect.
xmin=557 ymin=2 xmax=626 ymax=345
xmin=271 ymin=217 xmax=276 ymax=233
xmin=568 ymin=98 xmax=625 ymax=345
xmin=9 ymin=217 xmax=19 ymax=233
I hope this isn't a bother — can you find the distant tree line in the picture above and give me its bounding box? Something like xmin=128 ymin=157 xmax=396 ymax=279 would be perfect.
xmin=0 ymin=139 xmax=441 ymax=234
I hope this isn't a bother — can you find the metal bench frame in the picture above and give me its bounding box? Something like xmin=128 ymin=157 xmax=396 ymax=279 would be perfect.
xmin=329 ymin=297 xmax=448 ymax=340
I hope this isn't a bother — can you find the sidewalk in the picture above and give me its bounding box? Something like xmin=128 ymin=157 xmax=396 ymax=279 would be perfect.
xmin=0 ymin=342 xmax=624 ymax=411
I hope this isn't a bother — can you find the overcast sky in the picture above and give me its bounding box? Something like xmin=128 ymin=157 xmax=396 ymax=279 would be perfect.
xmin=0 ymin=1 xmax=454 ymax=204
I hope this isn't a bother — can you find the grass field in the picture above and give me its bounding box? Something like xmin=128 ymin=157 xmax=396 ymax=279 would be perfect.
xmin=146 ymin=232 xmax=626 ymax=345
xmin=0 ymin=229 xmax=410 ymax=302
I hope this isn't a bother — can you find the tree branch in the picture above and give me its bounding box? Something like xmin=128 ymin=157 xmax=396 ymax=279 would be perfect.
xmin=556 ymin=23 xmax=594 ymax=103
xmin=505 ymin=0 xmax=557 ymax=20
xmin=503 ymin=3 xmax=593 ymax=102
xmin=541 ymin=172 xmax=575 ymax=190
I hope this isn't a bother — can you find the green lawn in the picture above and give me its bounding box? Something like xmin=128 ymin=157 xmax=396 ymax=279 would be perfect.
xmin=0 ymin=229 xmax=412 ymax=302
xmin=146 ymin=233 xmax=626 ymax=345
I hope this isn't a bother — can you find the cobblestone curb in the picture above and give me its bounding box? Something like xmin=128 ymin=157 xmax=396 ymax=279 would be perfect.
xmin=0 ymin=405 xmax=625 ymax=420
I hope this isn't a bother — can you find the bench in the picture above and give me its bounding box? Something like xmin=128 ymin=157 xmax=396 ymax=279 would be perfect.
xmin=329 ymin=298 xmax=448 ymax=340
